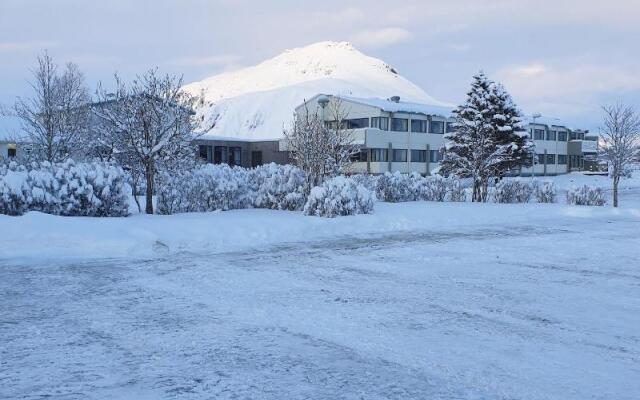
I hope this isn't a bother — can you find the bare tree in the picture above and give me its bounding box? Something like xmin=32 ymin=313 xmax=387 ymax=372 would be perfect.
xmin=599 ymin=103 xmax=640 ymax=207
xmin=14 ymin=52 xmax=90 ymax=162
xmin=284 ymin=97 xmax=358 ymax=193
xmin=324 ymin=98 xmax=360 ymax=177
xmin=93 ymin=70 xmax=202 ymax=214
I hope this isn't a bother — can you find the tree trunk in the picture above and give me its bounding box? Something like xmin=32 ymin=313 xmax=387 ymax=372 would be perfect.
xmin=613 ymin=177 xmax=619 ymax=208
xmin=145 ymin=160 xmax=154 ymax=214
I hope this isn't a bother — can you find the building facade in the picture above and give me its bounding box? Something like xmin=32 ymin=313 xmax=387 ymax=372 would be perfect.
xmin=291 ymin=94 xmax=594 ymax=176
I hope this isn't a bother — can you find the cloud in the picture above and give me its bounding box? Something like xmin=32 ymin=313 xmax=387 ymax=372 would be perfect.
xmin=350 ymin=28 xmax=413 ymax=49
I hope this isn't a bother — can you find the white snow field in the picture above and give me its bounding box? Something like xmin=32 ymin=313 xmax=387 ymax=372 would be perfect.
xmin=1 ymin=173 xmax=639 ymax=399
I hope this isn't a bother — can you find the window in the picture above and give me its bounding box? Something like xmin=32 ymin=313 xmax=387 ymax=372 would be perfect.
xmin=558 ymin=131 xmax=567 ymax=141
xmin=546 ymin=154 xmax=556 ymax=164
xmin=537 ymin=154 xmax=545 ymax=164
xmin=370 ymin=148 xmax=388 ymax=162
xmin=371 ymin=117 xmax=389 ymax=131
xmin=446 ymin=122 xmax=456 ymax=133
xmin=346 ymin=118 xmax=369 ymax=129
xmin=534 ymin=129 xmax=545 ymax=140
xmin=411 ymin=119 xmax=427 ymax=133
xmin=198 ymin=145 xmax=209 ymax=161
xmin=7 ymin=148 xmax=16 ymax=158
xmin=429 ymin=121 xmax=445 ymax=134
xmin=411 ymin=149 xmax=427 ymax=162
xmin=392 ymin=149 xmax=407 ymax=162
xmin=558 ymin=154 xmax=567 ymax=165
xmin=214 ymin=146 xmax=228 ymax=164
xmin=429 ymin=150 xmax=442 ymax=162
xmin=229 ymin=146 xmax=242 ymax=166
xmin=350 ymin=150 xmax=368 ymax=162
xmin=251 ymin=151 xmax=262 ymax=167
xmin=547 ymin=131 xmax=557 ymax=141
xmin=391 ymin=118 xmax=408 ymax=132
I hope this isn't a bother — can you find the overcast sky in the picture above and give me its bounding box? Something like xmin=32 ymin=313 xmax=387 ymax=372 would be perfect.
xmin=1 ymin=0 xmax=639 ymax=131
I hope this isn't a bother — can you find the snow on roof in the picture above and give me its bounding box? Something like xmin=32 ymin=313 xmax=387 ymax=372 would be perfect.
xmin=336 ymin=95 xmax=454 ymax=118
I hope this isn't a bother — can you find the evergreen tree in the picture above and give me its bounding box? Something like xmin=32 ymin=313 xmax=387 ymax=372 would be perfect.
xmin=440 ymin=72 xmax=533 ymax=202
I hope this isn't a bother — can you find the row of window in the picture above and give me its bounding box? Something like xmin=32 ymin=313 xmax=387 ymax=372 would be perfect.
xmin=365 ymin=148 xmax=442 ymax=163
xmin=532 ymin=129 xmax=585 ymax=142
xmin=199 ymin=145 xmax=243 ymax=166
xmin=342 ymin=117 xmax=453 ymax=134
xmin=534 ymin=154 xmax=571 ymax=165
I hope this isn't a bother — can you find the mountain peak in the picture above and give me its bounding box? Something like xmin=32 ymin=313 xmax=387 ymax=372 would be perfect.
xmin=183 ymin=41 xmax=446 ymax=139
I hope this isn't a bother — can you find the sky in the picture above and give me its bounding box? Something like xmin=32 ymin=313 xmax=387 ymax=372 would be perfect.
xmin=1 ymin=0 xmax=639 ymax=131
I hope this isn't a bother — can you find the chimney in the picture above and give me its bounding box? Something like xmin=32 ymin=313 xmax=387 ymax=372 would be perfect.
xmin=390 ymin=96 xmax=400 ymax=103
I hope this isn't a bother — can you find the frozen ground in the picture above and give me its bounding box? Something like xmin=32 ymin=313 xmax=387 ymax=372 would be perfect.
xmin=1 ymin=173 xmax=639 ymax=399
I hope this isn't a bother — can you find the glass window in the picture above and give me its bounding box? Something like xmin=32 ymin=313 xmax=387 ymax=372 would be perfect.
xmin=430 ymin=121 xmax=445 ymax=134
xmin=410 ymin=119 xmax=427 ymax=133
xmin=214 ymin=146 xmax=228 ymax=164
xmin=391 ymin=118 xmax=408 ymax=132
xmin=371 ymin=117 xmax=389 ymax=131
xmin=392 ymin=149 xmax=407 ymax=162
xmin=547 ymin=131 xmax=557 ymax=141
xmin=347 ymin=118 xmax=369 ymax=129
xmin=546 ymin=154 xmax=556 ymax=164
xmin=430 ymin=150 xmax=442 ymax=162
xmin=350 ymin=150 xmax=368 ymax=162
xmin=251 ymin=151 xmax=262 ymax=167
xmin=446 ymin=122 xmax=456 ymax=133
xmin=198 ymin=145 xmax=208 ymax=160
xmin=229 ymin=146 xmax=242 ymax=166
xmin=558 ymin=131 xmax=567 ymax=141
xmin=558 ymin=154 xmax=567 ymax=165
xmin=370 ymin=148 xmax=388 ymax=162
xmin=7 ymin=148 xmax=16 ymax=158
xmin=537 ymin=154 xmax=545 ymax=164
xmin=411 ymin=149 xmax=427 ymax=162
xmin=534 ymin=129 xmax=545 ymax=140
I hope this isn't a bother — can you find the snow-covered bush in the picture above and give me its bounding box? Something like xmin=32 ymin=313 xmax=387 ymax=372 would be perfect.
xmin=350 ymin=173 xmax=379 ymax=193
xmin=448 ymin=179 xmax=467 ymax=202
xmin=156 ymin=164 xmax=251 ymax=214
xmin=493 ymin=179 xmax=535 ymax=203
xmin=0 ymin=160 xmax=130 ymax=216
xmin=566 ymin=185 xmax=606 ymax=206
xmin=413 ymin=175 xmax=449 ymax=202
xmin=376 ymin=171 xmax=415 ymax=202
xmin=535 ymin=181 xmax=557 ymax=203
xmin=304 ymin=176 xmax=375 ymax=217
xmin=250 ymin=163 xmax=306 ymax=211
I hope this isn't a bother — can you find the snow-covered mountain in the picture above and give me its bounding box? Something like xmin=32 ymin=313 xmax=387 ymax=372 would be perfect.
xmin=183 ymin=41 xmax=448 ymax=140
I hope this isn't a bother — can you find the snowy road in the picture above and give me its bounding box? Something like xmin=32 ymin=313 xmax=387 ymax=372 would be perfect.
xmin=2 ymin=215 xmax=640 ymax=399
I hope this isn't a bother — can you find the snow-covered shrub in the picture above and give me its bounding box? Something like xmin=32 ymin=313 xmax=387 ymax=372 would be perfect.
xmin=535 ymin=181 xmax=557 ymax=203
xmin=376 ymin=171 xmax=416 ymax=202
xmin=493 ymin=179 xmax=535 ymax=203
xmin=156 ymin=163 xmax=251 ymax=214
xmin=304 ymin=176 xmax=375 ymax=217
xmin=448 ymin=179 xmax=467 ymax=202
xmin=350 ymin=173 xmax=379 ymax=193
xmin=413 ymin=175 xmax=448 ymax=202
xmin=250 ymin=163 xmax=306 ymax=211
xmin=0 ymin=160 xmax=130 ymax=216
xmin=566 ymin=185 xmax=606 ymax=206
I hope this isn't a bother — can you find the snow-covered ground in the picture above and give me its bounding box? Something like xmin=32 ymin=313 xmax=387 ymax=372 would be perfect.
xmin=1 ymin=172 xmax=639 ymax=399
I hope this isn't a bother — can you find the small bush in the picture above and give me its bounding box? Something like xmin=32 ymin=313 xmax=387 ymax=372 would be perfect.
xmin=350 ymin=173 xmax=379 ymax=193
xmin=0 ymin=160 xmax=130 ymax=217
xmin=493 ymin=180 xmax=535 ymax=203
xmin=250 ymin=163 xmax=306 ymax=211
xmin=376 ymin=171 xmax=415 ymax=202
xmin=536 ymin=181 xmax=557 ymax=203
xmin=304 ymin=176 xmax=375 ymax=217
xmin=448 ymin=179 xmax=466 ymax=202
xmin=566 ymin=185 xmax=606 ymax=206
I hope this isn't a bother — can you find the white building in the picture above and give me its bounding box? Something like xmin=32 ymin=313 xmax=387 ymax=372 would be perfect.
xmin=292 ymin=94 xmax=593 ymax=176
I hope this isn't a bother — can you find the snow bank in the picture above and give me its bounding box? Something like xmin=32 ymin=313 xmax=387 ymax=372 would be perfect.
xmin=2 ymin=200 xmax=638 ymax=261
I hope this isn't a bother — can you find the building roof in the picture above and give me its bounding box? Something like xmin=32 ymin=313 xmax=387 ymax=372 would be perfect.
xmin=335 ymin=95 xmax=454 ymax=118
